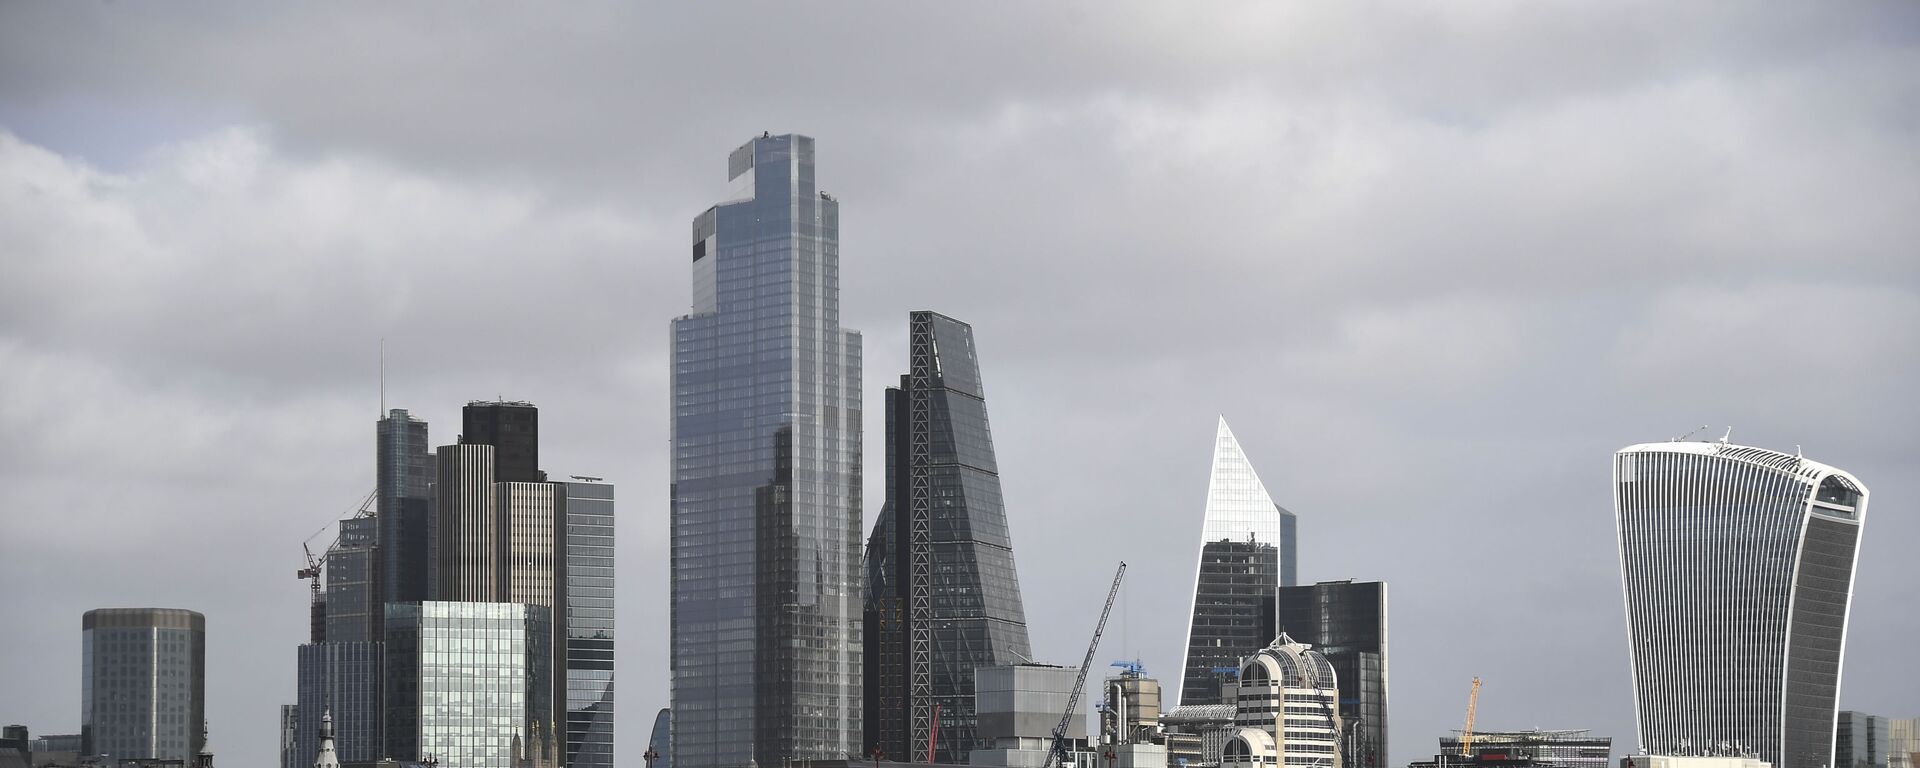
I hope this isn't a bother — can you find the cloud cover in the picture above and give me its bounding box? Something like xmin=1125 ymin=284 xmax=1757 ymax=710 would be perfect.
xmin=2 ymin=3 xmax=1918 ymax=766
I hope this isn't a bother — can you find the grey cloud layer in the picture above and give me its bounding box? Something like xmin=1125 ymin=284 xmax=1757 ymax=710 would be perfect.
xmin=2 ymin=4 xmax=1917 ymax=767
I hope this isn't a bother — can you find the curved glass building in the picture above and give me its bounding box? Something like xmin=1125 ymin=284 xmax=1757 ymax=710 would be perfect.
xmin=1178 ymin=418 xmax=1297 ymax=706
xmin=1614 ymin=440 xmax=1869 ymax=768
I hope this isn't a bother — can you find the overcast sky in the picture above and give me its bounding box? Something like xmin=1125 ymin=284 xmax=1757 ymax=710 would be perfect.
xmin=2 ymin=3 xmax=1917 ymax=766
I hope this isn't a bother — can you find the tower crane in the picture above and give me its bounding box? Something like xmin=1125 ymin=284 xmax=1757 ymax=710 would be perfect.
xmin=294 ymin=489 xmax=378 ymax=602
xmin=1460 ymin=677 xmax=1482 ymax=758
xmin=1044 ymin=561 xmax=1127 ymax=768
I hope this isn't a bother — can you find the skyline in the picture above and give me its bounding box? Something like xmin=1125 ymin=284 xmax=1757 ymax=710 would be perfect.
xmin=3 ymin=4 xmax=1918 ymax=768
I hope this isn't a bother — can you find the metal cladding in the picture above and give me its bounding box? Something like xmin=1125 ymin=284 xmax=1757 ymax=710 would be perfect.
xmin=670 ymin=134 xmax=864 ymax=768
xmin=1178 ymin=418 xmax=1298 ymax=707
xmin=1614 ymin=440 xmax=1869 ymax=768
xmin=864 ymin=311 xmax=1033 ymax=763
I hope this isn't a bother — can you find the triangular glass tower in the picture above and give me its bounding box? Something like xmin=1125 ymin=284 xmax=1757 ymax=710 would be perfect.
xmin=1177 ymin=417 xmax=1297 ymax=706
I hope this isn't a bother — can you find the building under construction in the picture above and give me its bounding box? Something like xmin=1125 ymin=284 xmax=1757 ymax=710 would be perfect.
xmin=1408 ymin=730 xmax=1613 ymax=768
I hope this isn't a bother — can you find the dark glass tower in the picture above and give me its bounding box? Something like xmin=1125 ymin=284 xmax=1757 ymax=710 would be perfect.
xmin=1178 ymin=419 xmax=1297 ymax=707
xmin=1276 ymin=580 xmax=1389 ymax=768
xmin=562 ymin=480 xmax=617 ymax=768
xmin=863 ymin=311 xmax=1033 ymax=763
xmin=378 ymin=409 xmax=433 ymax=606
xmin=1615 ymin=440 xmax=1868 ymax=768
xmin=670 ymin=133 xmax=864 ymax=768
xmin=463 ymin=401 xmax=542 ymax=483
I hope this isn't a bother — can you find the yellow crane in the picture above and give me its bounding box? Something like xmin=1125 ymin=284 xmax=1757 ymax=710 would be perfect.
xmin=1460 ymin=677 xmax=1483 ymax=758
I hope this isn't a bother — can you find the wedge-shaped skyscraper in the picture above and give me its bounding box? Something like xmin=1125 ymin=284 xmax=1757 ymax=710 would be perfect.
xmin=864 ymin=311 xmax=1032 ymax=763
xmin=670 ymin=134 xmax=864 ymax=768
xmin=1178 ymin=418 xmax=1297 ymax=706
xmin=1615 ymin=440 xmax=1869 ymax=768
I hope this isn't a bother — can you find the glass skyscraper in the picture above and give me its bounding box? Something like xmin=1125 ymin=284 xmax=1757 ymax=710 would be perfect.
xmin=1614 ymin=440 xmax=1869 ymax=768
xmin=1276 ymin=581 xmax=1388 ymax=768
xmin=384 ymin=602 xmax=555 ymax=768
xmin=1178 ymin=418 xmax=1297 ymax=707
xmin=81 ymin=608 xmax=206 ymax=763
xmin=864 ymin=311 xmax=1032 ymax=763
xmin=670 ymin=133 xmax=864 ymax=768
xmin=378 ymin=409 xmax=434 ymax=607
xmin=562 ymin=480 xmax=617 ymax=768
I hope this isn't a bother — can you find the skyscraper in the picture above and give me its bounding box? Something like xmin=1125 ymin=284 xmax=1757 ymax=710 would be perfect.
xmin=864 ymin=311 xmax=1032 ymax=763
xmin=1178 ymin=418 xmax=1297 ymax=706
xmin=81 ymin=608 xmax=206 ymax=763
xmin=435 ymin=443 xmax=500 ymax=601
xmin=1276 ymin=580 xmax=1388 ymax=768
xmin=324 ymin=517 xmax=381 ymax=643
xmin=561 ymin=480 xmax=617 ymax=768
xmin=378 ymin=409 xmax=434 ymax=606
xmin=464 ymin=400 xmax=542 ymax=483
xmin=670 ymin=133 xmax=864 ymax=768
xmin=1614 ymin=440 xmax=1869 ymax=768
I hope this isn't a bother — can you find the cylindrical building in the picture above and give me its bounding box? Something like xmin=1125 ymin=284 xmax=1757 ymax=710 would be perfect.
xmin=82 ymin=608 xmax=206 ymax=763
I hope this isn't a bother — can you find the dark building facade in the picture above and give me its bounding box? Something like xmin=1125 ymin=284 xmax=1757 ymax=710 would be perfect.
xmin=462 ymin=401 xmax=542 ymax=483
xmin=863 ymin=311 xmax=1033 ymax=763
xmin=562 ymin=480 xmax=617 ymax=768
xmin=82 ymin=609 xmax=206 ymax=763
xmin=669 ymin=133 xmax=864 ymax=768
xmin=1178 ymin=419 xmax=1297 ymax=708
xmin=325 ymin=517 xmax=381 ymax=644
xmin=1276 ymin=580 xmax=1388 ymax=768
xmin=377 ymin=409 xmax=434 ymax=607
xmin=295 ymin=642 xmax=382 ymax=768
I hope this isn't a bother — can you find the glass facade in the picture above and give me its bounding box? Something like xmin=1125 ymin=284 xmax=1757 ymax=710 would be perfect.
xmin=295 ymin=642 xmax=382 ymax=767
xmin=1276 ymin=581 xmax=1388 ymax=768
xmin=1180 ymin=419 xmax=1297 ymax=707
xmin=1838 ymin=712 xmax=1890 ymax=768
xmin=1615 ymin=442 xmax=1869 ymax=768
xmin=864 ymin=311 xmax=1032 ymax=762
xmin=1435 ymin=731 xmax=1611 ymax=768
xmin=384 ymin=602 xmax=555 ymax=768
xmin=326 ymin=517 xmax=381 ymax=644
xmin=81 ymin=608 xmax=206 ymax=763
xmin=463 ymin=401 xmax=542 ymax=483
xmin=563 ymin=481 xmax=616 ymax=768
xmin=649 ymin=709 xmax=672 ymax=768
xmin=379 ymin=409 xmax=435 ymax=606
xmin=670 ymin=133 xmax=863 ymax=768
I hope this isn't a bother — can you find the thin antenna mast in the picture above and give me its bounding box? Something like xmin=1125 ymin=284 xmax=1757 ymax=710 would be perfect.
xmin=380 ymin=338 xmax=386 ymax=415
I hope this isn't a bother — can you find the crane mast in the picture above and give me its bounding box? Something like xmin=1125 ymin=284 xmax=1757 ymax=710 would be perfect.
xmin=1044 ymin=561 xmax=1127 ymax=768
xmin=1460 ymin=677 xmax=1483 ymax=758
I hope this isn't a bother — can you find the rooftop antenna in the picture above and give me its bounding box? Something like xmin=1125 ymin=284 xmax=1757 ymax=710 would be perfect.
xmin=379 ymin=338 xmax=386 ymax=415
xmin=1720 ymin=426 xmax=1733 ymax=445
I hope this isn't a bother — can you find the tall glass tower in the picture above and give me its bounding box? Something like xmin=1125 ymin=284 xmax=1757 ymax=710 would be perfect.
xmin=1177 ymin=418 xmax=1297 ymax=707
xmin=863 ymin=311 xmax=1032 ymax=763
xmin=82 ymin=608 xmax=206 ymax=763
xmin=1614 ymin=440 xmax=1869 ymax=768
xmin=670 ymin=133 xmax=863 ymax=768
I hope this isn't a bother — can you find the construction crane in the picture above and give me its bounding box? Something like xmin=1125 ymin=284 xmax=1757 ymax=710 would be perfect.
xmin=1460 ymin=677 xmax=1483 ymax=758
xmin=1044 ymin=561 xmax=1127 ymax=768
xmin=294 ymin=489 xmax=378 ymax=602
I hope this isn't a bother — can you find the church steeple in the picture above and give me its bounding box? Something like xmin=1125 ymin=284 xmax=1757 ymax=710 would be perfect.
xmin=193 ymin=720 xmax=214 ymax=768
xmin=312 ymin=708 xmax=341 ymax=768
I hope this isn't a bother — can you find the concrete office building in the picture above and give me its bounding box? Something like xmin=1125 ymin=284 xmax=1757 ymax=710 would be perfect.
xmin=969 ymin=664 xmax=1091 ymax=768
xmin=1179 ymin=419 xmax=1297 ymax=707
xmin=669 ymin=133 xmax=864 ymax=768
xmin=1276 ymin=581 xmax=1388 ymax=768
xmin=383 ymin=602 xmax=554 ymax=768
xmin=865 ymin=311 xmax=1033 ymax=763
xmin=1223 ymin=634 xmax=1341 ymax=768
xmin=1615 ymin=440 xmax=1869 ymax=768
xmin=81 ymin=609 xmax=205 ymax=763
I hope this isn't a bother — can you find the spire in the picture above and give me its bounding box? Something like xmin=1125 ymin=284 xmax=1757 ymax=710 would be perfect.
xmin=193 ymin=720 xmax=213 ymax=768
xmin=312 ymin=708 xmax=340 ymax=768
